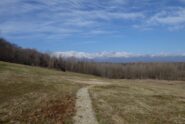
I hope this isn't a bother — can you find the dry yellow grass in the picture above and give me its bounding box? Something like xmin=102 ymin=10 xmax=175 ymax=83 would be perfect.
xmin=0 ymin=61 xmax=89 ymax=124
xmin=1 ymin=61 xmax=185 ymax=124
xmin=90 ymin=79 xmax=185 ymax=124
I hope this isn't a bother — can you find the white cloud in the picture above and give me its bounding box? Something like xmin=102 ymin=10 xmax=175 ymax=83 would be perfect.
xmin=179 ymin=0 xmax=185 ymax=3
xmin=149 ymin=8 xmax=185 ymax=25
xmin=137 ymin=7 xmax=185 ymax=30
xmin=1 ymin=0 xmax=185 ymax=40
xmin=0 ymin=0 xmax=145 ymax=39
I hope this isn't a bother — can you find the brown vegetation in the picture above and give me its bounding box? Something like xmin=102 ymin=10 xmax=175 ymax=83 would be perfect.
xmin=64 ymin=60 xmax=185 ymax=80
xmin=24 ymin=95 xmax=75 ymax=124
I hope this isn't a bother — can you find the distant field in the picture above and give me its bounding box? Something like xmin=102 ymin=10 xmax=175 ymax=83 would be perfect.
xmin=90 ymin=80 xmax=185 ymax=124
xmin=0 ymin=61 xmax=89 ymax=123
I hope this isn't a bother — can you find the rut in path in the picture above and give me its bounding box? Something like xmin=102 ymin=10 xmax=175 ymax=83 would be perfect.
xmin=73 ymin=86 xmax=98 ymax=124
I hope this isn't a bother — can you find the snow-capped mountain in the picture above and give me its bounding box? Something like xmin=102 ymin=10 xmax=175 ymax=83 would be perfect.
xmin=52 ymin=51 xmax=185 ymax=63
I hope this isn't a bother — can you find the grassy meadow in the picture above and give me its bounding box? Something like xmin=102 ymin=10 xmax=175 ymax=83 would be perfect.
xmin=90 ymin=80 xmax=185 ymax=124
xmin=0 ymin=61 xmax=185 ymax=124
xmin=0 ymin=61 xmax=89 ymax=124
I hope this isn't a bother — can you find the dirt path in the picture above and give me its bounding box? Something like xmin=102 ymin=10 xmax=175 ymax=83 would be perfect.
xmin=73 ymin=86 xmax=98 ymax=124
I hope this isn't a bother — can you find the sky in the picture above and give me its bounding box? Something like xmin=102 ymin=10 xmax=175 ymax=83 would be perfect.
xmin=0 ymin=0 xmax=185 ymax=55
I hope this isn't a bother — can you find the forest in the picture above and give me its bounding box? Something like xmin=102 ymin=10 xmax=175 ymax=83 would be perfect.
xmin=1 ymin=38 xmax=185 ymax=81
xmin=0 ymin=38 xmax=65 ymax=71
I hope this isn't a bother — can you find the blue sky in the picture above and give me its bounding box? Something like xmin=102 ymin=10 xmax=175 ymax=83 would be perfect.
xmin=0 ymin=0 xmax=185 ymax=54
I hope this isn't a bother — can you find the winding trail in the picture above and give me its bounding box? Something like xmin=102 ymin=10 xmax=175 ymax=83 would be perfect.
xmin=73 ymin=86 xmax=98 ymax=124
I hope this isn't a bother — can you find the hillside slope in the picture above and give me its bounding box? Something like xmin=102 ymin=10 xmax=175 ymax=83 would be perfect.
xmin=0 ymin=61 xmax=85 ymax=123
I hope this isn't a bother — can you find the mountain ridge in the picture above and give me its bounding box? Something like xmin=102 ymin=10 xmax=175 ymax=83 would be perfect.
xmin=52 ymin=51 xmax=185 ymax=63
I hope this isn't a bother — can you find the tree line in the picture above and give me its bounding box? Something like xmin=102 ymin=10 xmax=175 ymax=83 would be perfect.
xmin=1 ymin=38 xmax=185 ymax=81
xmin=0 ymin=38 xmax=65 ymax=71
xmin=64 ymin=60 xmax=185 ymax=80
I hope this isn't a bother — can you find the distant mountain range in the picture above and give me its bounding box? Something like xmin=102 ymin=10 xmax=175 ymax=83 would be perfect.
xmin=52 ymin=51 xmax=185 ymax=63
